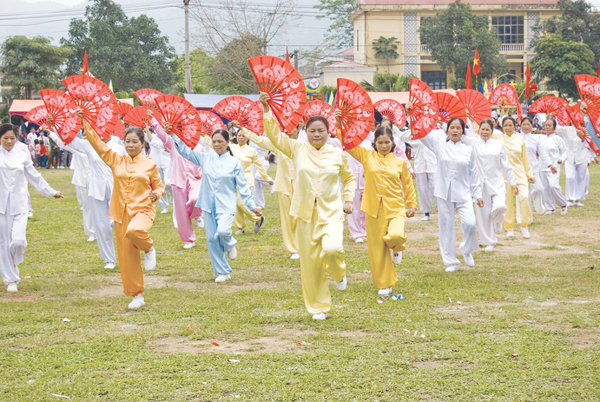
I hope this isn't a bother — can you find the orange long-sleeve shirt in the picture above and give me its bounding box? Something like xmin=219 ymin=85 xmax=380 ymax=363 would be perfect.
xmin=84 ymin=122 xmax=164 ymax=224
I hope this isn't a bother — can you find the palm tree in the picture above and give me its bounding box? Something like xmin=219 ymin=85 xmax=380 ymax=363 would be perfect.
xmin=372 ymin=36 xmax=400 ymax=72
xmin=361 ymin=72 xmax=413 ymax=92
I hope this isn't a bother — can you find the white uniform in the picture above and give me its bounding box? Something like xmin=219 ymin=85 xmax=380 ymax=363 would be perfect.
xmin=147 ymin=133 xmax=172 ymax=212
xmin=0 ymin=146 xmax=57 ymax=285
xmin=556 ymin=126 xmax=595 ymax=203
xmin=519 ymin=131 xmax=551 ymax=214
xmin=540 ymin=133 xmax=568 ymax=211
xmin=399 ymin=129 xmax=438 ymax=214
xmin=421 ymin=132 xmax=482 ymax=268
xmin=250 ymin=141 xmax=273 ymax=209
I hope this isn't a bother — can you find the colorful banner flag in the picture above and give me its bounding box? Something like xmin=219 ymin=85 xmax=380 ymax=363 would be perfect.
xmin=466 ymin=61 xmax=472 ymax=90
xmin=525 ymin=62 xmax=532 ymax=99
xmin=286 ymin=46 xmax=290 ymax=64
xmin=473 ymin=49 xmax=481 ymax=76
xmin=82 ymin=51 xmax=89 ymax=75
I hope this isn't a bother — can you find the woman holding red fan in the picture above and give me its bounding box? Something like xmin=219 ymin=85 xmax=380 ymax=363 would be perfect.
xmin=335 ymin=111 xmax=417 ymax=297
xmin=0 ymin=123 xmax=63 ymax=293
xmin=261 ymin=92 xmax=356 ymax=321
xmin=82 ymin=118 xmax=164 ymax=310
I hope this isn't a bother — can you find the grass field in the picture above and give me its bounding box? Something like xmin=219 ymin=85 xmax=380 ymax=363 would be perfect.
xmin=0 ymin=164 xmax=599 ymax=401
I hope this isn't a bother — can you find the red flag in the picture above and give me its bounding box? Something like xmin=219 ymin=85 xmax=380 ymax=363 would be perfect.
xmin=473 ymin=49 xmax=481 ymax=76
xmin=466 ymin=61 xmax=472 ymax=89
xmin=285 ymin=46 xmax=290 ymax=64
xmin=597 ymin=59 xmax=600 ymax=76
xmin=82 ymin=51 xmax=89 ymax=75
xmin=525 ymin=62 xmax=532 ymax=99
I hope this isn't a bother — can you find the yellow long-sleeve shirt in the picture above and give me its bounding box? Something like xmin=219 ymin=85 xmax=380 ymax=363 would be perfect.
xmin=244 ymin=129 xmax=294 ymax=196
xmin=492 ymin=131 xmax=533 ymax=185
xmin=229 ymin=142 xmax=272 ymax=188
xmin=264 ymin=111 xmax=356 ymax=224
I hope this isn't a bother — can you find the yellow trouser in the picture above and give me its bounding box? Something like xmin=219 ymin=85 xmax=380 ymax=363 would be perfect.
xmin=296 ymin=207 xmax=346 ymax=314
xmin=277 ymin=192 xmax=298 ymax=254
xmin=114 ymin=208 xmax=154 ymax=297
xmin=234 ymin=190 xmax=260 ymax=230
xmin=503 ymin=182 xmax=531 ymax=231
xmin=365 ymin=203 xmax=406 ymax=289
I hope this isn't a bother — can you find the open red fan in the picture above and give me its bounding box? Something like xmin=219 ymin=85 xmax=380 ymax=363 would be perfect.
xmin=116 ymin=102 xmax=133 ymax=119
xmin=39 ymin=89 xmax=80 ymax=144
xmin=134 ymin=88 xmax=164 ymax=111
xmin=488 ymin=84 xmax=522 ymax=121
xmin=565 ymin=104 xmax=600 ymax=156
xmin=574 ymin=74 xmax=600 ymax=137
xmin=124 ymin=106 xmax=155 ymax=128
xmin=245 ymin=101 xmax=265 ymax=135
xmin=304 ymin=100 xmax=336 ymax=136
xmin=197 ymin=111 xmax=226 ymax=138
xmin=24 ymin=105 xmax=49 ymax=127
xmin=336 ymin=78 xmax=374 ymax=150
xmin=110 ymin=115 xmax=126 ymax=140
xmin=374 ymin=99 xmax=406 ymax=127
xmin=213 ymin=96 xmax=264 ymax=134
xmin=247 ymin=55 xmax=307 ymax=133
xmin=433 ymin=93 xmax=467 ymax=124
xmin=154 ymin=95 xmax=197 ymax=137
xmin=529 ymin=96 xmax=569 ymax=126
xmin=408 ymin=78 xmax=438 ymax=140
xmin=456 ymin=89 xmax=492 ymax=124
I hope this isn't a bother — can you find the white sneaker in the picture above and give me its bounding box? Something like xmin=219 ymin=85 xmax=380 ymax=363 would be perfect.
xmin=87 ymin=236 xmax=96 ymax=242
xmin=484 ymin=245 xmax=494 ymax=252
xmin=566 ymin=201 xmax=575 ymax=207
xmin=463 ymin=253 xmax=475 ymax=267
xmin=104 ymin=263 xmax=116 ymax=270
xmin=183 ymin=242 xmax=195 ymax=249
xmin=128 ymin=295 xmax=145 ymax=309
xmin=144 ymin=247 xmax=156 ymax=271
xmin=445 ymin=265 xmax=459 ymax=272
xmin=215 ymin=274 xmax=231 ymax=283
xmin=378 ymin=287 xmax=392 ymax=296
xmin=196 ymin=217 xmax=205 ymax=228
xmin=290 ymin=253 xmax=300 ymax=260
xmin=254 ymin=216 xmax=265 ymax=233
xmin=234 ymin=229 xmax=245 ymax=235
xmin=392 ymin=251 xmax=403 ymax=264
xmin=270 ymin=186 xmax=275 ymax=195
xmin=336 ymin=276 xmax=347 ymax=291
xmin=312 ymin=312 xmax=328 ymax=320
xmin=506 ymin=230 xmax=515 ymax=238
xmin=494 ymin=222 xmax=503 ymax=234
xmin=27 ymin=212 xmax=33 ymax=218
xmin=421 ymin=215 xmax=430 ymax=221
xmin=561 ymin=206 xmax=568 ymax=215
xmin=160 ymin=208 xmax=169 ymax=214
xmin=80 ymin=206 xmax=84 ymax=211
xmin=227 ymin=246 xmax=237 ymax=260
xmin=575 ymin=201 xmax=584 ymax=207
xmin=354 ymin=237 xmax=364 ymax=243
xmin=545 ymin=210 xmax=555 ymax=215
xmin=520 ymin=226 xmax=530 ymax=239
xmin=6 ymin=282 xmax=18 ymax=293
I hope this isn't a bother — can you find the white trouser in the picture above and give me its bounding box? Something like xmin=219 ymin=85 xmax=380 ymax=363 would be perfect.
xmin=76 ymin=185 xmax=94 ymax=238
xmin=89 ymin=187 xmax=116 ymax=265
xmin=347 ymin=188 xmax=366 ymax=239
xmin=476 ymin=186 xmax=506 ymax=246
xmin=529 ymin=171 xmax=546 ymax=215
xmin=252 ymin=160 xmax=272 ymax=209
xmin=436 ymin=197 xmax=478 ymax=267
xmin=0 ymin=204 xmax=27 ymax=285
xmin=565 ymin=162 xmax=588 ymax=201
xmin=541 ymin=167 xmax=567 ymax=210
xmin=156 ymin=166 xmax=170 ymax=211
xmin=416 ymin=172 xmax=435 ymax=213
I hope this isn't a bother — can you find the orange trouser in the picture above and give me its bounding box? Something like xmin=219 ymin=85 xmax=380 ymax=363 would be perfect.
xmin=114 ymin=208 xmax=154 ymax=297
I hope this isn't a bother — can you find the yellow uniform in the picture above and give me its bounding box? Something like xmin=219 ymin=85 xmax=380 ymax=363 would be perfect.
xmin=492 ymin=131 xmax=533 ymax=230
xmin=85 ymin=122 xmax=164 ymax=297
xmin=342 ymin=138 xmax=418 ymax=289
xmin=264 ymin=111 xmax=355 ymax=314
xmin=229 ymin=142 xmax=272 ymax=231
xmin=244 ymin=129 xmax=298 ymax=254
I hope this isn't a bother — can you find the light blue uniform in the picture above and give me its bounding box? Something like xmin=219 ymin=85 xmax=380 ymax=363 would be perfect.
xmin=173 ymin=136 xmax=256 ymax=276
xmin=584 ymin=116 xmax=600 ymax=149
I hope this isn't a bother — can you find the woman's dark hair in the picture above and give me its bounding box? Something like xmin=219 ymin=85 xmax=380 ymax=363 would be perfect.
xmin=306 ymin=115 xmax=328 ymax=131
xmin=446 ymin=117 xmax=466 ymax=134
xmin=124 ymin=127 xmax=145 ymax=142
xmin=545 ymin=119 xmax=557 ymax=129
xmin=521 ymin=117 xmax=534 ymax=126
xmin=479 ymin=119 xmax=495 ymax=132
xmin=501 ymin=116 xmax=517 ymax=130
xmin=212 ymin=129 xmax=234 ymax=156
xmin=374 ymin=109 xmax=383 ymax=125
xmin=372 ymin=126 xmax=396 ymax=153
xmin=34 ymin=139 xmax=39 ymax=145
xmin=0 ymin=123 xmax=17 ymax=138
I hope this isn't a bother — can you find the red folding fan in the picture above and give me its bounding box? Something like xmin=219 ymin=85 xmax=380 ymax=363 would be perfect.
xmin=116 ymin=102 xmax=133 ymax=119
xmin=335 ymin=78 xmax=374 ymax=150
xmin=408 ymin=78 xmax=438 ymax=140
xmin=488 ymin=84 xmax=522 ymax=121
xmin=123 ymin=106 xmax=155 ymax=128
xmin=565 ymin=104 xmax=600 ymax=156
xmin=433 ymin=93 xmax=467 ymax=124
xmin=134 ymin=88 xmax=164 ymax=111
xmin=456 ymin=89 xmax=492 ymax=124
xmin=574 ymin=74 xmax=600 ymax=136
xmin=39 ymin=89 xmax=80 ymax=144
xmin=197 ymin=110 xmax=226 ymax=137
xmin=374 ymin=99 xmax=406 ymax=127
xmin=529 ymin=96 xmax=569 ymax=126
xmin=247 ymin=55 xmax=307 ymax=133
xmin=178 ymin=120 xmax=203 ymax=149
xmin=246 ymin=101 xmax=265 ymax=135
xmin=154 ymin=95 xmax=197 ymax=136
xmin=304 ymin=100 xmax=336 ymax=136
xmin=110 ymin=116 xmax=126 ymax=140
xmin=24 ymin=106 xmax=49 ymax=127
xmin=213 ymin=96 xmax=264 ymax=134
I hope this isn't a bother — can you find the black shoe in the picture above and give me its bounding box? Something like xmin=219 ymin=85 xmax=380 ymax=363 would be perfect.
xmin=254 ymin=216 xmax=265 ymax=233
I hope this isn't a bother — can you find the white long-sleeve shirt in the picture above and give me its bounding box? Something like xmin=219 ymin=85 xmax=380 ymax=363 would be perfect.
xmin=519 ymin=131 xmax=551 ymax=174
xmin=398 ymin=129 xmax=437 ymax=174
xmin=420 ymin=131 xmax=482 ymax=203
xmin=0 ymin=146 xmax=57 ymax=215
xmin=541 ymin=134 xmax=567 ymax=172
xmin=146 ymin=133 xmax=170 ymax=170
xmin=556 ymin=126 xmax=595 ymax=165
xmin=50 ymin=132 xmax=91 ymax=188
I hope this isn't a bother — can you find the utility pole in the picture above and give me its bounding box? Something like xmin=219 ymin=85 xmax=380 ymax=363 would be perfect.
xmin=184 ymin=0 xmax=192 ymax=93
xmin=293 ymin=50 xmax=298 ymax=71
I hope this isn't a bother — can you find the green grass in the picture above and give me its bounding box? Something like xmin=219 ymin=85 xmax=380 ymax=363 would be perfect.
xmin=0 ymin=164 xmax=599 ymax=401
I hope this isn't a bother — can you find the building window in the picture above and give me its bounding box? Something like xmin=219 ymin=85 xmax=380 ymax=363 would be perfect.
xmin=492 ymin=16 xmax=524 ymax=44
xmin=422 ymin=71 xmax=447 ymax=90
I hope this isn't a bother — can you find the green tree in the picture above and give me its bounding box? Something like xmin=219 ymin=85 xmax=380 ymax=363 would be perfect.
xmin=0 ymin=36 xmax=70 ymax=99
xmin=420 ymin=0 xmax=507 ymax=79
xmin=174 ymin=48 xmax=215 ymax=95
xmin=208 ymin=34 xmax=263 ymax=94
xmin=372 ymin=36 xmax=400 ymax=72
xmin=360 ymin=72 xmax=413 ymax=92
xmin=531 ymin=34 xmax=594 ymax=98
xmin=60 ymin=0 xmax=177 ymax=93
xmin=314 ymin=0 xmax=355 ymax=49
